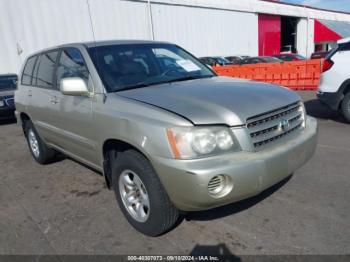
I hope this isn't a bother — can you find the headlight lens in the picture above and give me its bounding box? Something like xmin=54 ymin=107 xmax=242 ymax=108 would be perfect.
xmin=167 ymin=126 xmax=239 ymax=159
xmin=192 ymin=129 xmax=217 ymax=154
xmin=216 ymin=129 xmax=234 ymax=150
xmin=298 ymin=102 xmax=307 ymax=128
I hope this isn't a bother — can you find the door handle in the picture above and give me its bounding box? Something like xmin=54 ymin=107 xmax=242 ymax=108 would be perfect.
xmin=49 ymin=96 xmax=59 ymax=104
xmin=28 ymin=90 xmax=32 ymax=97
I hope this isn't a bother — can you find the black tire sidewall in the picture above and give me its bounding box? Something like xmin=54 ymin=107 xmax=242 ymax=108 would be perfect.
xmin=111 ymin=151 xmax=177 ymax=236
xmin=24 ymin=121 xmax=54 ymax=164
xmin=341 ymin=92 xmax=350 ymax=122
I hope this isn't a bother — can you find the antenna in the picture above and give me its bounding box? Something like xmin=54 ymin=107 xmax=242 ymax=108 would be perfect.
xmin=148 ymin=0 xmax=155 ymax=40
xmin=86 ymin=0 xmax=96 ymax=42
xmin=86 ymin=0 xmax=107 ymax=100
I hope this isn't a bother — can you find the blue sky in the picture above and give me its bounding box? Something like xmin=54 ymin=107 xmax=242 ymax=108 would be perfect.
xmin=280 ymin=0 xmax=350 ymax=12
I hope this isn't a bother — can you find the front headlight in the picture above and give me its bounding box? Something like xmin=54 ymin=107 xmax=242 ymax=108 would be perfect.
xmin=167 ymin=126 xmax=240 ymax=159
xmin=298 ymin=102 xmax=307 ymax=128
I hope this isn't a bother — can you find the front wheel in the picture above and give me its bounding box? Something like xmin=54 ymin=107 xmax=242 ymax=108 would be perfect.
xmin=341 ymin=92 xmax=350 ymax=123
xmin=111 ymin=150 xmax=179 ymax=236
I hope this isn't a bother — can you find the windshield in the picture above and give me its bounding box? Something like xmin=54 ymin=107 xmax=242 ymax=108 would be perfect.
xmin=281 ymin=46 xmax=291 ymax=52
xmin=88 ymin=43 xmax=215 ymax=92
xmin=295 ymin=54 xmax=306 ymax=60
xmin=0 ymin=75 xmax=17 ymax=90
xmin=263 ymin=57 xmax=281 ymax=62
xmin=214 ymin=57 xmax=231 ymax=64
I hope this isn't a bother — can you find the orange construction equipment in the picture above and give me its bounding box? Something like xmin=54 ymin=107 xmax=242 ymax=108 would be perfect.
xmin=213 ymin=59 xmax=323 ymax=90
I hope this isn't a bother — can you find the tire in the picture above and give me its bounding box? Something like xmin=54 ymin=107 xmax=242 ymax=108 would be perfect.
xmin=111 ymin=150 xmax=179 ymax=236
xmin=341 ymin=92 xmax=350 ymax=123
xmin=24 ymin=120 xmax=57 ymax=164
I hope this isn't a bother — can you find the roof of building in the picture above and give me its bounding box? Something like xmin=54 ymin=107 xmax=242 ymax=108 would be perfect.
xmin=320 ymin=20 xmax=350 ymax=38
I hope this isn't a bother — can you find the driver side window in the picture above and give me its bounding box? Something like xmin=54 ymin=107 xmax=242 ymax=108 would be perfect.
xmin=56 ymin=48 xmax=90 ymax=90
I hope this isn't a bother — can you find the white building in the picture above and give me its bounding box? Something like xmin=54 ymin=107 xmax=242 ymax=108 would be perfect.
xmin=1 ymin=0 xmax=350 ymax=74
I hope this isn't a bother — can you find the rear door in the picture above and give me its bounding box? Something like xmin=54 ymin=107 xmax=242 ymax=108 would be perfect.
xmin=18 ymin=55 xmax=38 ymax=120
xmin=27 ymin=51 xmax=59 ymax=143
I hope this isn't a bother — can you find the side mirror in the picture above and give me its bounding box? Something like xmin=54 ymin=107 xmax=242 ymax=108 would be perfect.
xmin=60 ymin=77 xmax=89 ymax=96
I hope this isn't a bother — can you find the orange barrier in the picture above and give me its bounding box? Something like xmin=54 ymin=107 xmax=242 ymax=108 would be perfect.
xmin=213 ymin=59 xmax=323 ymax=90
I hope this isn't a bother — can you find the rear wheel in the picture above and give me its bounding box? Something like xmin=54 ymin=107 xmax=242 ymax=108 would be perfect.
xmin=24 ymin=121 xmax=57 ymax=164
xmin=111 ymin=150 xmax=179 ymax=236
xmin=341 ymin=92 xmax=350 ymax=123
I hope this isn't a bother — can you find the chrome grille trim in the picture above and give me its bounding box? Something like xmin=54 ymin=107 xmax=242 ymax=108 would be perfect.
xmin=247 ymin=103 xmax=300 ymax=129
xmin=247 ymin=102 xmax=304 ymax=150
xmin=253 ymin=123 xmax=302 ymax=148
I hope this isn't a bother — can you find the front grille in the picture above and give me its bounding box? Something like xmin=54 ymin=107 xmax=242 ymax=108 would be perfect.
xmin=247 ymin=102 xmax=304 ymax=150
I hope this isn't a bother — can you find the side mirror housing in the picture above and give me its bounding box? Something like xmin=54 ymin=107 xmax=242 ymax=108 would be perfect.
xmin=60 ymin=77 xmax=89 ymax=96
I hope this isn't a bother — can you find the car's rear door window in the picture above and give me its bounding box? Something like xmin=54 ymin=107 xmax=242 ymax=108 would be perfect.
xmin=21 ymin=56 xmax=38 ymax=85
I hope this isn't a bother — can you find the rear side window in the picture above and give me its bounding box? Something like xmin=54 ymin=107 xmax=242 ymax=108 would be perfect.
xmin=339 ymin=42 xmax=350 ymax=51
xmin=21 ymin=56 xmax=37 ymax=85
xmin=56 ymin=48 xmax=89 ymax=89
xmin=325 ymin=48 xmax=337 ymax=60
xmin=34 ymin=51 xmax=58 ymax=88
xmin=326 ymin=42 xmax=350 ymax=60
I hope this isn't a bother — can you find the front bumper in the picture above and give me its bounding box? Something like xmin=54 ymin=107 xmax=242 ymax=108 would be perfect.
xmin=0 ymin=96 xmax=15 ymax=120
xmin=0 ymin=106 xmax=15 ymax=120
xmin=152 ymin=117 xmax=318 ymax=211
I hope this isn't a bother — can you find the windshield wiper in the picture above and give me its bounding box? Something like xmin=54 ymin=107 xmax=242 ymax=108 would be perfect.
xmin=117 ymin=82 xmax=154 ymax=92
xmin=116 ymin=75 xmax=215 ymax=92
xmin=160 ymin=74 xmax=215 ymax=84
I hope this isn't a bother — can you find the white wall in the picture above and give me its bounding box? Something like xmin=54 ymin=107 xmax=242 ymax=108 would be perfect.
xmin=151 ymin=4 xmax=259 ymax=57
xmin=88 ymin=0 xmax=151 ymax=41
xmin=0 ymin=0 xmax=259 ymax=74
xmin=1 ymin=0 xmax=350 ymax=74
xmin=307 ymin=19 xmax=315 ymax=57
xmin=296 ymin=18 xmax=315 ymax=58
xmin=158 ymin=0 xmax=350 ymax=22
xmin=0 ymin=0 xmax=94 ymax=74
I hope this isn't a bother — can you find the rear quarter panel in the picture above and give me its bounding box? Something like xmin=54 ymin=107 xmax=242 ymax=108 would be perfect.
xmin=319 ymin=51 xmax=350 ymax=93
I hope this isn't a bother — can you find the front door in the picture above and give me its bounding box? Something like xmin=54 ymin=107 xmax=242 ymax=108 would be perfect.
xmin=49 ymin=48 xmax=98 ymax=166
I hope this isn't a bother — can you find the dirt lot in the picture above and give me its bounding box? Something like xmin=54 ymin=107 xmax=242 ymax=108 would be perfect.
xmin=0 ymin=91 xmax=349 ymax=256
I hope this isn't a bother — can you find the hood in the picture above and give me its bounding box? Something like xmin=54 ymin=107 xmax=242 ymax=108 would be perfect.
xmin=117 ymin=77 xmax=300 ymax=126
